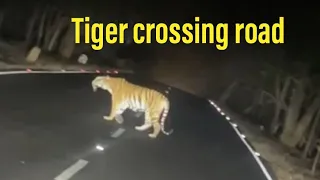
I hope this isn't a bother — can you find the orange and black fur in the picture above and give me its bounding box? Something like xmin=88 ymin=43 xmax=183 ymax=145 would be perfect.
xmin=92 ymin=75 xmax=173 ymax=138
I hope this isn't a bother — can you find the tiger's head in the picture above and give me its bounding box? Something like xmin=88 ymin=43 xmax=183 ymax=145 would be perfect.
xmin=92 ymin=75 xmax=125 ymax=94
xmin=92 ymin=76 xmax=112 ymax=93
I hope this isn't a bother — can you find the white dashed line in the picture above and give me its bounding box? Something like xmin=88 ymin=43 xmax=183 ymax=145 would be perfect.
xmin=115 ymin=115 xmax=124 ymax=124
xmin=111 ymin=128 xmax=126 ymax=138
xmin=54 ymin=159 xmax=88 ymax=180
xmin=134 ymin=112 xmax=143 ymax=118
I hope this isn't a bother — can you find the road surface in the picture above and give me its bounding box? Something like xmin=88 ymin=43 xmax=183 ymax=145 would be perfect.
xmin=0 ymin=72 xmax=275 ymax=180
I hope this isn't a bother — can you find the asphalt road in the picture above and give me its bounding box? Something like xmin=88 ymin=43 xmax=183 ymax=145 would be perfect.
xmin=0 ymin=73 xmax=273 ymax=180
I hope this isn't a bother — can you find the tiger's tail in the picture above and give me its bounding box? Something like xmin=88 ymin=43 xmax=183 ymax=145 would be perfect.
xmin=160 ymin=99 xmax=173 ymax=136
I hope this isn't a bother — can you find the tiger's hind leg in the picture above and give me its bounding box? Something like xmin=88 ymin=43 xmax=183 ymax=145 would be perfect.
xmin=147 ymin=111 xmax=162 ymax=138
xmin=135 ymin=111 xmax=152 ymax=131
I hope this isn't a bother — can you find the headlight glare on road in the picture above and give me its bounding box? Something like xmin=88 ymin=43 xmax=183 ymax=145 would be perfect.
xmin=95 ymin=145 xmax=104 ymax=151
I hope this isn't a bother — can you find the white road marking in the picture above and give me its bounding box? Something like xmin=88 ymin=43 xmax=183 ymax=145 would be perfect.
xmin=0 ymin=70 xmax=133 ymax=75
xmin=111 ymin=128 xmax=126 ymax=138
xmin=115 ymin=115 xmax=124 ymax=124
xmin=54 ymin=159 xmax=88 ymax=180
xmin=207 ymin=99 xmax=273 ymax=180
xmin=135 ymin=112 xmax=143 ymax=118
xmin=0 ymin=71 xmax=94 ymax=75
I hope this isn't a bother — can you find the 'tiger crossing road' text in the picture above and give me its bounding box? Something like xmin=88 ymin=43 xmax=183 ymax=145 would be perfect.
xmin=71 ymin=17 xmax=284 ymax=51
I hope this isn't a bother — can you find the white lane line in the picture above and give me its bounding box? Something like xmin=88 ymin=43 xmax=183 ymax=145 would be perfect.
xmin=134 ymin=112 xmax=143 ymax=118
xmin=54 ymin=159 xmax=88 ymax=180
xmin=111 ymin=128 xmax=126 ymax=138
xmin=115 ymin=115 xmax=124 ymax=124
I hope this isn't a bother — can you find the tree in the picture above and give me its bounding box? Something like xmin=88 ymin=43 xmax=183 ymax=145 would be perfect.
xmin=219 ymin=80 xmax=239 ymax=104
xmin=0 ymin=9 xmax=5 ymax=34
xmin=24 ymin=5 xmax=70 ymax=52
xmin=269 ymin=75 xmax=290 ymax=135
xmin=224 ymin=61 xmax=320 ymax=150
xmin=58 ymin=23 xmax=75 ymax=59
xmin=25 ymin=6 xmax=40 ymax=47
xmin=42 ymin=7 xmax=69 ymax=52
xmin=302 ymin=108 xmax=320 ymax=158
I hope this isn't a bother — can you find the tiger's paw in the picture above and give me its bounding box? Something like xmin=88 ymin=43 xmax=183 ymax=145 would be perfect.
xmin=103 ymin=116 xmax=113 ymax=121
xmin=135 ymin=126 xmax=143 ymax=131
xmin=148 ymin=134 xmax=157 ymax=139
xmin=135 ymin=124 xmax=152 ymax=131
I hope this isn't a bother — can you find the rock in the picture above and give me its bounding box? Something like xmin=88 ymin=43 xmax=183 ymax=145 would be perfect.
xmin=78 ymin=54 xmax=88 ymax=64
xmin=26 ymin=46 xmax=41 ymax=63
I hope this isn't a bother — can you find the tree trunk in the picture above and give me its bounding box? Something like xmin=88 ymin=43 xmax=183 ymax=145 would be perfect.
xmin=47 ymin=17 xmax=68 ymax=52
xmin=0 ymin=10 xmax=4 ymax=33
xmin=290 ymin=96 xmax=320 ymax=148
xmin=256 ymin=91 xmax=265 ymax=121
xmin=59 ymin=24 xmax=75 ymax=59
xmin=280 ymin=77 xmax=291 ymax=103
xmin=270 ymin=76 xmax=291 ymax=134
xmin=25 ymin=8 xmax=39 ymax=45
xmin=311 ymin=146 xmax=320 ymax=175
xmin=280 ymin=79 xmax=306 ymax=146
xmin=219 ymin=80 xmax=238 ymax=104
xmin=43 ymin=9 xmax=65 ymax=51
xmin=303 ymin=108 xmax=320 ymax=158
xmin=270 ymin=75 xmax=281 ymax=134
xmin=43 ymin=8 xmax=56 ymax=48
xmin=37 ymin=9 xmax=48 ymax=47
xmin=243 ymin=90 xmax=261 ymax=115
xmin=271 ymin=102 xmax=281 ymax=135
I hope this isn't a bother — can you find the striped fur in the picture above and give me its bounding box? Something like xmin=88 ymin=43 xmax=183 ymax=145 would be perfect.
xmin=92 ymin=75 xmax=173 ymax=138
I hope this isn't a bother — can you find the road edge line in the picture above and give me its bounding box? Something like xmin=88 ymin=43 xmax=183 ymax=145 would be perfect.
xmin=0 ymin=69 xmax=134 ymax=75
xmin=208 ymin=100 xmax=274 ymax=180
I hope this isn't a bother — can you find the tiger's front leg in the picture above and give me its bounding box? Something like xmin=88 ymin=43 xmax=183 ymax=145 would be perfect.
xmin=103 ymin=99 xmax=125 ymax=124
xmin=103 ymin=106 xmax=117 ymax=121
xmin=104 ymin=108 xmax=125 ymax=124
xmin=103 ymin=113 xmax=124 ymax=124
xmin=103 ymin=115 xmax=114 ymax=121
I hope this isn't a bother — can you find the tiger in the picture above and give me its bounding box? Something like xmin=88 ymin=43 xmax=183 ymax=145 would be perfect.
xmin=91 ymin=75 xmax=173 ymax=139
